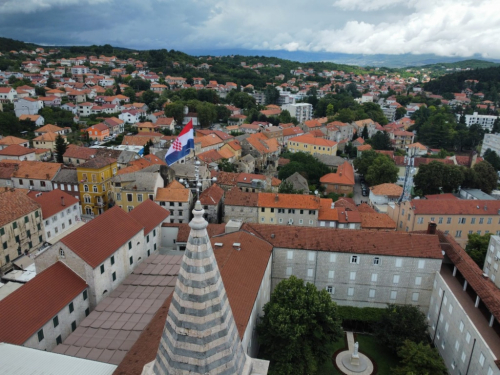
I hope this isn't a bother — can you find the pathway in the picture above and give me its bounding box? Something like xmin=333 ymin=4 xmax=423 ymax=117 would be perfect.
xmin=334 ymin=332 xmax=374 ymax=375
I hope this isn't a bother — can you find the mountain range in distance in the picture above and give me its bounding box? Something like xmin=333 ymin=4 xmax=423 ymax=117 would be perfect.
xmin=182 ymin=48 xmax=500 ymax=68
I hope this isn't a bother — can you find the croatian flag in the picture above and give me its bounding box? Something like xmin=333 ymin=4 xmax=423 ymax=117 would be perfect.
xmin=165 ymin=120 xmax=195 ymax=166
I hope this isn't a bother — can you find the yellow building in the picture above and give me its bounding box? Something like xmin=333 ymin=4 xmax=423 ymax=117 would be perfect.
xmin=287 ymin=134 xmax=337 ymax=156
xmin=111 ymin=170 xmax=164 ymax=212
xmin=32 ymin=132 xmax=68 ymax=151
xmin=77 ymin=156 xmax=118 ymax=216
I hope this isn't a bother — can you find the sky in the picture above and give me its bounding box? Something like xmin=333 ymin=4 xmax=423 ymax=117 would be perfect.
xmin=1 ymin=0 xmax=499 ymax=58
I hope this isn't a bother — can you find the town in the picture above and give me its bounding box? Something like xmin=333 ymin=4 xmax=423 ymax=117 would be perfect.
xmin=1 ymin=38 xmax=500 ymax=375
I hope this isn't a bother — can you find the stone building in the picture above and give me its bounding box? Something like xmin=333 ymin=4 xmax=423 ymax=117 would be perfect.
xmin=199 ymin=183 xmax=224 ymax=223
xmin=154 ymin=181 xmax=192 ymax=224
xmin=258 ymin=192 xmax=320 ymax=226
xmin=11 ymin=160 xmax=62 ymax=192
xmin=0 ymin=261 xmax=89 ymax=351
xmin=0 ymin=188 xmax=45 ymax=274
xmin=223 ymin=187 xmax=259 ymax=223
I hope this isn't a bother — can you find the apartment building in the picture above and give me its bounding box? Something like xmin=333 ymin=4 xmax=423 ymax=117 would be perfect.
xmin=154 ymin=181 xmax=192 ymax=224
xmin=387 ymin=199 xmax=500 ymax=248
xmin=111 ymin=171 xmax=163 ymax=212
xmin=257 ymin=193 xmax=320 ymax=226
xmin=460 ymin=112 xmax=498 ymax=131
xmin=287 ymin=134 xmax=338 ymax=156
xmin=281 ymin=103 xmax=313 ymax=123
xmin=481 ymin=133 xmax=500 ymax=157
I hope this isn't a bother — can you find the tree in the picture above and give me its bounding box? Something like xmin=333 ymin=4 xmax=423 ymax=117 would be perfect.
xmin=123 ymin=87 xmax=137 ymax=102
xmin=279 ymin=109 xmax=292 ymax=124
xmin=47 ymin=74 xmax=56 ymax=89
xmin=264 ymin=85 xmax=280 ymax=105
xmin=165 ymin=102 xmax=185 ymax=125
xmin=395 ymin=106 xmax=407 ymax=120
xmin=368 ymin=131 xmax=392 ymax=150
xmin=104 ymin=88 xmax=114 ymax=96
xmin=217 ymin=159 xmax=237 ymax=172
xmin=414 ymin=162 xmax=464 ymax=195
xmin=392 ymin=340 xmax=447 ymax=375
xmin=196 ymin=102 xmax=217 ymax=128
xmin=143 ymin=139 xmax=153 ymax=155
xmin=466 ymin=232 xmax=493 ymax=269
xmin=326 ymin=103 xmax=335 ymax=117
xmin=365 ymin=155 xmax=399 ymax=186
xmin=374 ymin=304 xmax=429 ymax=355
xmin=472 ymin=161 xmax=498 ymax=194
xmin=483 ymin=149 xmax=500 ymax=171
xmin=353 ymin=150 xmax=378 ymax=176
xmin=278 ymin=180 xmax=304 ymax=194
xmin=257 ymin=276 xmax=343 ymax=375
xmin=361 ymin=125 xmax=369 ymax=140
xmin=215 ymin=105 xmax=231 ymax=123
xmin=55 ymin=134 xmax=67 ymax=163
xmin=141 ymin=90 xmax=157 ymax=106
xmin=492 ymin=118 xmax=500 ymax=134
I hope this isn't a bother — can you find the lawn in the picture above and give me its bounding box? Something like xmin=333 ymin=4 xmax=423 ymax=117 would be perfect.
xmin=317 ymin=333 xmax=400 ymax=375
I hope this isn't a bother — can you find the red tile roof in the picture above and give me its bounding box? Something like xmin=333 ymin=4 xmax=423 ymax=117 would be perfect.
xmin=425 ymin=193 xmax=459 ymax=200
xmin=61 ymin=206 xmax=143 ymax=268
xmin=0 ymin=188 xmax=40 ymax=227
xmin=0 ymin=144 xmax=35 ymax=156
xmin=199 ymin=183 xmax=224 ymax=206
xmin=63 ymin=145 xmax=97 ymax=160
xmin=127 ymin=199 xmax=170 ymax=235
xmin=243 ymin=223 xmax=443 ymax=259
xmin=0 ymin=262 xmax=87 ymax=345
xmin=258 ymin=192 xmax=320 ymax=209
xmin=320 ymin=161 xmax=355 ymax=186
xmin=411 ymin=199 xmax=500 ymax=216
xmin=360 ymin=212 xmax=397 ymax=230
xmin=27 ymin=189 xmax=79 ymax=219
xmin=224 ymin=187 xmax=258 ymax=207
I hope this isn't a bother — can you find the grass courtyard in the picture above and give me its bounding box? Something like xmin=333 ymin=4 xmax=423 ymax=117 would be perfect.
xmin=317 ymin=333 xmax=400 ymax=375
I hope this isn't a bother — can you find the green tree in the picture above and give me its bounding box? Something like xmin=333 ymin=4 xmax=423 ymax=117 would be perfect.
xmin=395 ymin=106 xmax=407 ymax=120
xmin=257 ymin=276 xmax=343 ymax=375
xmin=471 ymin=161 xmax=498 ymax=194
xmin=123 ymin=87 xmax=137 ymax=102
xmin=414 ymin=162 xmax=464 ymax=195
xmin=279 ymin=109 xmax=292 ymax=124
xmin=217 ymin=159 xmax=237 ymax=172
xmin=196 ymin=102 xmax=217 ymax=128
xmin=361 ymin=125 xmax=368 ymax=140
xmin=47 ymin=74 xmax=56 ymax=89
xmin=278 ymin=180 xmax=304 ymax=194
xmin=483 ymin=149 xmax=500 ymax=171
xmin=353 ymin=150 xmax=378 ymax=176
xmin=264 ymin=85 xmax=280 ymax=105
xmin=365 ymin=155 xmax=399 ymax=186
xmin=336 ymin=108 xmax=356 ymax=123
xmin=143 ymin=139 xmax=153 ymax=156
xmin=367 ymin=131 xmax=392 ymax=150
xmin=466 ymin=232 xmax=493 ymax=269
xmin=165 ymin=102 xmax=185 ymax=125
xmin=141 ymin=90 xmax=157 ymax=106
xmin=104 ymin=88 xmax=114 ymax=96
xmin=54 ymin=134 xmax=67 ymax=163
xmin=392 ymin=340 xmax=447 ymax=375
xmin=215 ymin=105 xmax=231 ymax=123
xmin=375 ymin=304 xmax=429 ymax=355
xmin=326 ymin=103 xmax=335 ymax=117
xmin=492 ymin=118 xmax=500 ymax=134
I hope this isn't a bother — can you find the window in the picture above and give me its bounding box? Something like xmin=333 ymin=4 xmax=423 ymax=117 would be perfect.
xmin=129 ymin=256 xmax=133 ymax=265
xmin=373 ymin=257 xmax=380 ymax=265
xmin=309 ymin=210 xmax=315 ymax=215
xmin=393 ymin=274 xmax=400 ymax=284
xmin=56 ymin=335 xmax=62 ymax=345
xmin=369 ymin=289 xmax=376 ymax=298
xmin=471 ymin=217 xmax=476 ymax=224
xmin=308 ymin=252 xmax=315 ymax=261
xmin=299 ymin=219 xmax=303 ymax=224
xmin=83 ymin=290 xmax=88 ymax=300
xmin=69 ymin=302 xmax=74 ymax=313
xmin=111 ymin=255 xmax=115 ymax=265
xmin=53 ymin=316 xmax=59 ymax=327
xmin=330 ymin=254 xmax=336 ymax=262
xmin=447 ymin=217 xmax=452 ymax=224
xmin=100 ymin=264 xmax=105 ymax=274
xmin=93 ymin=185 xmax=98 ymax=193
xmin=449 ymin=304 xmax=453 ymax=314
xmin=307 ymin=268 xmax=313 ymax=277
xmin=445 ymin=322 xmax=449 ymax=332
xmin=147 ymin=235 xmax=150 ymax=243
xmin=347 ymin=287 xmax=354 ymax=296
xmin=153 ymin=229 xmax=156 ymax=237
xmin=349 ymin=272 xmax=356 ymax=281
xmin=127 ymin=194 xmax=133 ymax=202
xmin=116 ymin=193 xmax=122 ymax=201
xmin=487 ymin=218 xmax=492 ymax=224
xmin=390 ymin=290 xmax=397 ymax=300
xmin=458 ymin=217 xmax=466 ymax=224
xmin=455 ymin=230 xmax=462 ymax=238
xmin=286 ymin=266 xmax=292 ymax=276
xmin=466 ymin=331 xmax=471 ymax=343
xmin=459 ymin=321 xmax=464 ymax=332
xmin=154 ymin=243 xmax=157 ymax=251
xmin=71 ymin=321 xmax=76 ymax=332
xmin=287 ymin=250 xmax=293 ymax=260
xmin=438 ymin=217 xmax=443 ymax=224
xmin=371 ymin=273 xmax=378 ymax=282
xmin=350 ymin=255 xmax=359 ymax=264
xmin=417 ymin=217 xmax=423 ymax=224
xmin=488 ymin=367 xmax=494 ymax=375
xmin=37 ymin=329 xmax=44 ymax=342
xmin=395 ymin=258 xmax=402 ymax=267
xmin=412 ymin=292 xmax=419 ymax=301
xmin=85 ymin=308 xmax=90 ymax=317
xmin=112 ymin=272 xmax=116 ymax=281
xmin=128 ymin=241 xmax=132 ymax=250
xmin=326 ymin=286 xmax=334 ymax=294
xmin=0 ymin=227 xmax=3 ymax=236
xmin=479 ymin=218 xmax=484 ymax=224
xmin=415 ymin=276 xmax=422 ymax=285
xmin=261 ymin=207 xmax=265 ymax=212
xmin=13 ymin=222 xmax=17 ymax=229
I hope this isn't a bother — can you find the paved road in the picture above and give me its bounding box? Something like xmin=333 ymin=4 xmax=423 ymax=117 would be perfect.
xmin=353 ymin=173 xmax=369 ymax=205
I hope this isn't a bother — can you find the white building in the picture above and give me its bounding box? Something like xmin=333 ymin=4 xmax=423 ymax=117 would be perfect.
xmin=155 ymin=181 xmax=193 ymax=224
xmin=14 ymin=97 xmax=43 ymax=117
xmin=481 ymin=133 xmax=500 ymax=157
xmin=0 ymin=87 xmax=17 ymax=103
xmin=460 ymin=112 xmax=498 ymax=131
xmin=70 ymin=66 xmax=89 ymax=75
xmin=281 ymin=103 xmax=313 ymax=123
xmin=28 ymin=189 xmax=81 ymax=242
xmin=0 ymin=261 xmax=90 ymax=352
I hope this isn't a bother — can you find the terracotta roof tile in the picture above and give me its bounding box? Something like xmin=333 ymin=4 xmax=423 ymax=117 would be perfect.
xmin=243 ymin=223 xmax=443 ymax=259
xmin=370 ymin=183 xmax=403 ymax=197
xmin=224 ymin=187 xmax=258 ymax=207
xmin=0 ymin=136 xmax=29 ymax=146
xmin=217 ymin=147 xmax=235 ymax=159
xmin=0 ymin=188 xmax=40 ymax=227
xmin=320 ymin=161 xmax=355 ymax=185
xmin=0 ymin=262 xmax=87 ymax=345
xmin=12 ymin=160 xmax=62 ymax=180
xmin=360 ymin=212 xmax=396 ymax=229
xmin=336 ymin=208 xmax=362 ymax=223
xmin=79 ymin=156 xmax=116 ymax=170
xmin=27 ymin=189 xmax=79 ymax=219
xmin=63 ymin=145 xmax=97 ymax=160
xmin=288 ymin=134 xmax=337 ymax=147
xmin=357 ymin=203 xmax=376 ymax=213
xmin=127 ymin=199 xmax=169 ymax=235
xmin=0 ymin=144 xmax=35 ymax=156
xmin=199 ymin=184 xmax=224 ymax=206
xmin=237 ymin=173 xmax=265 ymax=183
xmin=214 ymin=171 xmax=239 ymax=187
xmin=154 ymin=187 xmax=190 ymax=203
xmin=197 ymin=149 xmax=223 ymax=163
xmin=424 ymin=193 xmax=459 ymax=200
xmin=37 ymin=124 xmax=63 ymax=133
xmin=411 ymin=199 xmax=500 ymax=215
xmin=61 ymin=206 xmax=143 ymax=268
xmin=318 ymin=198 xmax=338 ymax=221
xmin=258 ymin=192 xmax=320 ymax=209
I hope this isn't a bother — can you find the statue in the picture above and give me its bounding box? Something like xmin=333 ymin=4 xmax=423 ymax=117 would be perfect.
xmin=353 ymin=341 xmax=359 ymax=356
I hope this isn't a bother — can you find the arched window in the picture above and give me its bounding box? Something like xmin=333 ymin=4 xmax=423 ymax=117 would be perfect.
xmin=59 ymin=248 xmax=65 ymax=258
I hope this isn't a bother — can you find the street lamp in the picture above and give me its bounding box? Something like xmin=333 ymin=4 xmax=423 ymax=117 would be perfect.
xmin=179 ymin=160 xmax=217 ymax=200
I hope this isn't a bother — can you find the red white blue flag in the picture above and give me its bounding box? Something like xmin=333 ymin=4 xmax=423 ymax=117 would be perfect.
xmin=165 ymin=120 xmax=195 ymax=166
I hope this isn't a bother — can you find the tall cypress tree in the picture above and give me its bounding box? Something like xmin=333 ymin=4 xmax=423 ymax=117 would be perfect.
xmin=55 ymin=134 xmax=67 ymax=163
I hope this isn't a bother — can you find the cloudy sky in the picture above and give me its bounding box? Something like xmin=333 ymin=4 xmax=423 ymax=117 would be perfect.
xmin=1 ymin=0 xmax=499 ymax=58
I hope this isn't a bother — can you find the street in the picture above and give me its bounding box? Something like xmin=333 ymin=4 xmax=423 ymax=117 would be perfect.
xmin=353 ymin=173 xmax=369 ymax=205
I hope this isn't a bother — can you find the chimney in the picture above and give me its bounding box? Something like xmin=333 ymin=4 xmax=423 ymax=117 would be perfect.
xmin=427 ymin=221 xmax=437 ymax=235
xmin=275 ymin=194 xmax=279 ymax=202
xmin=61 ymin=196 xmax=65 ymax=206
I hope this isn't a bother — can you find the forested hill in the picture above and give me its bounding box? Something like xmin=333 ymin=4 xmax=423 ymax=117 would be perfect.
xmin=0 ymin=37 xmax=38 ymax=52
xmin=423 ymin=66 xmax=500 ymax=101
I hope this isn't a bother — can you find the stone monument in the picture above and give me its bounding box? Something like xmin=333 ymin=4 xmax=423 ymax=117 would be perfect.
xmin=351 ymin=341 xmax=360 ymax=366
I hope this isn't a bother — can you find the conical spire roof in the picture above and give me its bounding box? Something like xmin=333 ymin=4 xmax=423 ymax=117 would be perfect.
xmin=153 ymin=201 xmax=251 ymax=375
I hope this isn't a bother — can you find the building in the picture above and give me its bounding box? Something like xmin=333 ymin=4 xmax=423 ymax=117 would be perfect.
xmin=84 ymin=123 xmax=110 ymax=141
xmin=223 ymin=187 xmax=259 ymax=223
xmin=154 ymin=181 xmax=192 ymax=223
xmin=0 ymin=136 xmax=30 ymax=150
xmin=387 ymin=199 xmax=500 ymax=248
xmin=283 ymin=171 xmax=309 ymax=193
xmin=34 ymin=201 xmax=169 ymax=309
xmin=258 ymin=192 xmax=320 ymax=226
xmin=0 ymin=188 xmax=45 ymax=273
xmin=320 ymin=161 xmax=355 ymax=195
xmin=14 ymin=97 xmax=43 ymax=117
xmin=0 ymin=87 xmax=17 ymax=103
xmin=481 ymin=132 xmax=500 ymax=157
xmin=111 ymin=171 xmax=163 ymax=212
xmin=243 ymin=223 xmax=443 ymax=309
xmin=19 ymin=114 xmax=45 ymax=126
xmin=63 ymin=144 xmax=98 ymax=165
xmin=27 ymin=189 xmax=81 ymax=242
xmin=0 ymin=262 xmax=89 ymax=351
xmin=460 ymin=112 xmax=498 ymax=131
xmin=11 ymin=161 xmax=62 ymax=191
xmin=199 ymin=183 xmax=224 ymax=223
xmin=77 ymin=156 xmax=118 ymax=216
xmin=281 ymin=103 xmax=313 ymax=123
xmin=369 ymin=183 xmax=403 ymax=208
xmin=0 ymin=145 xmax=37 ymax=161
xmin=287 ymin=134 xmax=338 ymax=156
xmin=33 ymin=132 xmax=67 ymax=151
xmin=52 ymin=167 xmax=80 ymax=200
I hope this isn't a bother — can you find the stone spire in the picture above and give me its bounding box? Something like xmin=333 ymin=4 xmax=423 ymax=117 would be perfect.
xmin=152 ymin=201 xmax=252 ymax=375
